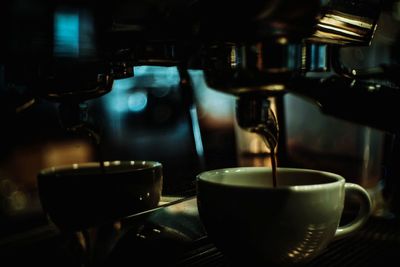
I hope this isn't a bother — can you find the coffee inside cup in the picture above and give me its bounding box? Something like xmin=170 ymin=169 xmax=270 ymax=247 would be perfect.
xmin=198 ymin=167 xmax=337 ymax=188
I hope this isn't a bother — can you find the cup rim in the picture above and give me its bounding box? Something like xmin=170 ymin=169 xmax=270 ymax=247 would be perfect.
xmin=39 ymin=160 xmax=162 ymax=176
xmin=196 ymin=167 xmax=345 ymax=190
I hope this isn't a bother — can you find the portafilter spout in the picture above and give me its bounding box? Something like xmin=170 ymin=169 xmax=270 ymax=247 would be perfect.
xmin=236 ymin=96 xmax=279 ymax=152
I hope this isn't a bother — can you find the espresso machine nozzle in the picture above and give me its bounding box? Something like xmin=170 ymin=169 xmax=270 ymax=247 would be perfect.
xmin=236 ymin=96 xmax=279 ymax=150
xmin=197 ymin=0 xmax=383 ymax=168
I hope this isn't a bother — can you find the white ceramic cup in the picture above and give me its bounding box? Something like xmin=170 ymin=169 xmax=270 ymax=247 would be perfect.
xmin=196 ymin=167 xmax=372 ymax=266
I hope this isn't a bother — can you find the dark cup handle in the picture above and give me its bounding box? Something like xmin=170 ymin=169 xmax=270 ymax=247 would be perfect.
xmin=334 ymin=183 xmax=372 ymax=239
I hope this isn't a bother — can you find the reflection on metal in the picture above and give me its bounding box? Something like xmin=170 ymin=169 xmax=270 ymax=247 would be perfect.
xmin=309 ymin=11 xmax=378 ymax=45
xmin=190 ymin=106 xmax=205 ymax=159
xmin=306 ymin=44 xmax=329 ymax=71
xmin=15 ymin=98 xmax=35 ymax=113
xmin=202 ymin=42 xmax=302 ymax=97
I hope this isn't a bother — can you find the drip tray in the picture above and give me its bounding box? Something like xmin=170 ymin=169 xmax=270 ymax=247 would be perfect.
xmin=175 ymin=216 xmax=400 ymax=267
xmin=1 ymin=196 xmax=400 ymax=267
xmin=109 ymin=197 xmax=400 ymax=267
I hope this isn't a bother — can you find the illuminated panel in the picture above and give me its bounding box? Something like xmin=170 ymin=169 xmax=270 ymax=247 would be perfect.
xmin=54 ymin=9 xmax=80 ymax=57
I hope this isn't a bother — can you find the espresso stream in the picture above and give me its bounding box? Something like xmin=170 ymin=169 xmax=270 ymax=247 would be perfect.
xmin=269 ymin=144 xmax=277 ymax=188
xmin=253 ymin=111 xmax=278 ymax=187
xmin=252 ymin=129 xmax=278 ymax=187
xmin=266 ymin=138 xmax=277 ymax=188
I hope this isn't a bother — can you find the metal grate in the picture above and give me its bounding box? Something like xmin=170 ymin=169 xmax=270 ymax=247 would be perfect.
xmin=176 ymin=216 xmax=400 ymax=267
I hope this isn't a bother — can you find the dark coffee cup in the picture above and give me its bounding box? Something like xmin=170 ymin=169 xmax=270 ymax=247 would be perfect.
xmin=37 ymin=160 xmax=163 ymax=231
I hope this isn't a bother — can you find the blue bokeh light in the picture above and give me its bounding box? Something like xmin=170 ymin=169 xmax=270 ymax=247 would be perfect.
xmin=128 ymin=91 xmax=148 ymax=112
xmin=54 ymin=11 xmax=79 ymax=57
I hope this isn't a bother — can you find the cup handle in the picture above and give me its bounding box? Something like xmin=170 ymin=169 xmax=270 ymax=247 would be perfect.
xmin=334 ymin=183 xmax=372 ymax=240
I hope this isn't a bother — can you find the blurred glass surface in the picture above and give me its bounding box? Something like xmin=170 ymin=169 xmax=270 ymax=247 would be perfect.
xmin=0 ymin=64 xmax=239 ymax=238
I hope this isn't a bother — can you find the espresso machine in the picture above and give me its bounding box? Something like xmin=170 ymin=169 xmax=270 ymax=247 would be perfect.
xmin=1 ymin=0 xmax=400 ymax=266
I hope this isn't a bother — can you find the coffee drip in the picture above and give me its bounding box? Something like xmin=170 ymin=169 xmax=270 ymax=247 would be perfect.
xmin=236 ymin=96 xmax=279 ymax=187
xmin=254 ymin=109 xmax=279 ymax=188
xmin=250 ymin=134 xmax=278 ymax=188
